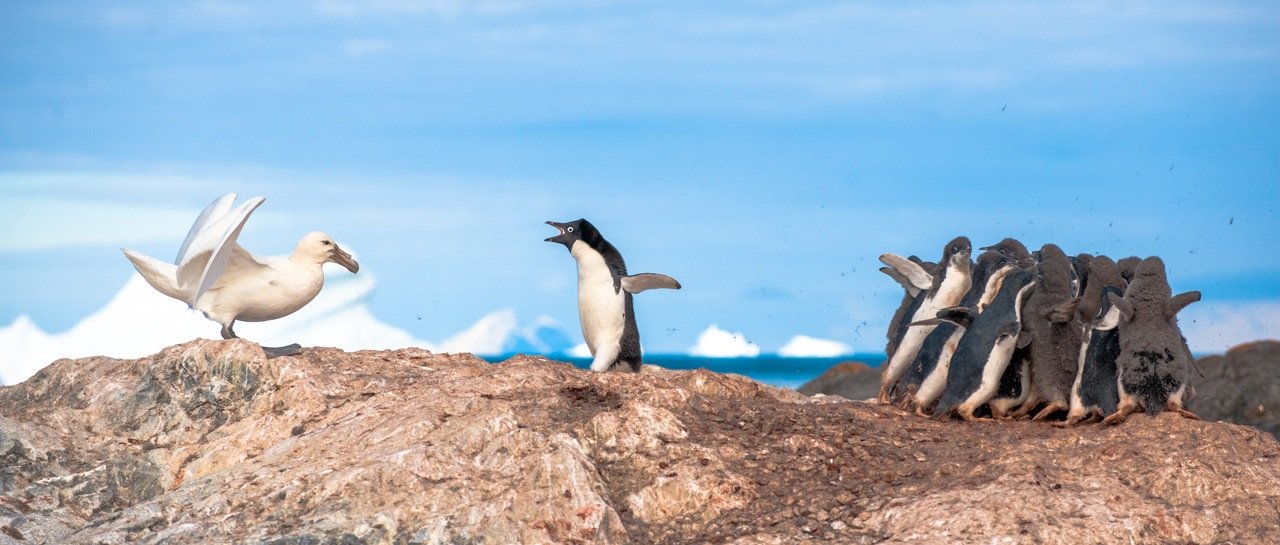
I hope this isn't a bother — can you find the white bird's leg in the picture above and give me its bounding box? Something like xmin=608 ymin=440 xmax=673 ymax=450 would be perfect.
xmin=222 ymin=319 xmax=300 ymax=358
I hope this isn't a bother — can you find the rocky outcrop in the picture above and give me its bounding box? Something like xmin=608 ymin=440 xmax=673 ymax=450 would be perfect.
xmin=2 ymin=340 xmax=1279 ymax=544
xmin=1192 ymin=340 xmax=1280 ymax=439
xmin=796 ymin=361 xmax=880 ymax=401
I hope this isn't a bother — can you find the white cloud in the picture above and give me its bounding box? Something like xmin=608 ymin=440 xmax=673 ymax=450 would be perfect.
xmin=688 ymin=325 xmax=759 ymax=358
xmin=778 ymin=335 xmax=853 ymax=358
xmin=1180 ymin=299 xmax=1280 ymax=355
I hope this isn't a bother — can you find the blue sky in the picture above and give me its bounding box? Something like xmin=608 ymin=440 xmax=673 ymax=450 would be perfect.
xmin=2 ymin=1 xmax=1278 ymax=355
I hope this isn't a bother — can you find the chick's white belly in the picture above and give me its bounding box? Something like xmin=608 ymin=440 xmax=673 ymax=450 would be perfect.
xmin=578 ymin=281 xmax=625 ymax=353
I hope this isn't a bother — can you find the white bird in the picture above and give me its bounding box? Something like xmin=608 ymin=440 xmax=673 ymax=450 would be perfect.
xmin=122 ymin=193 xmax=359 ymax=357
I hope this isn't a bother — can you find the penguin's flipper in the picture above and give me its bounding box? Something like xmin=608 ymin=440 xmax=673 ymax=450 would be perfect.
xmin=908 ymin=317 xmax=954 ymax=328
xmin=1167 ymin=290 xmax=1202 ymax=318
xmin=935 ymin=306 xmax=975 ymax=329
xmin=621 ymin=273 xmax=682 ymax=294
xmin=880 ymin=266 xmax=922 ymax=297
xmin=1107 ymin=292 xmax=1135 ymax=323
xmin=1093 ymin=304 xmax=1122 ymax=331
xmin=1016 ymin=332 xmax=1033 ymax=349
xmin=879 ymin=253 xmax=933 ymax=291
xmin=994 ymin=321 xmax=1020 ymax=339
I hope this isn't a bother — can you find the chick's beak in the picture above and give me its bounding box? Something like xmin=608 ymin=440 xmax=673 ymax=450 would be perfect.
xmin=329 ymin=244 xmax=359 ymax=273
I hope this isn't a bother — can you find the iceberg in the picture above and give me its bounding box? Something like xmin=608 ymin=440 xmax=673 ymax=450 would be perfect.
xmin=688 ymin=324 xmax=759 ymax=358
xmin=0 ymin=266 xmax=585 ymax=385
xmin=0 ymin=265 xmax=434 ymax=385
xmin=778 ymin=335 xmax=853 ymax=357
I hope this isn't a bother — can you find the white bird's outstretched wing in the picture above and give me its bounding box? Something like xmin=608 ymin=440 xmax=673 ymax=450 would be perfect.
xmin=175 ymin=193 xmax=237 ymax=265
xmin=176 ymin=195 xmax=266 ymax=306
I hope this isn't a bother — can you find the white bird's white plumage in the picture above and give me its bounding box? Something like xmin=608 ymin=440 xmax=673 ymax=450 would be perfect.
xmin=123 ymin=193 xmax=359 ymax=345
xmin=176 ymin=195 xmax=266 ymax=306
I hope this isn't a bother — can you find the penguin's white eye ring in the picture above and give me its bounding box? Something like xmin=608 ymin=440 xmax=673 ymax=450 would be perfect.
xmin=567 ymin=227 xmax=575 ymax=233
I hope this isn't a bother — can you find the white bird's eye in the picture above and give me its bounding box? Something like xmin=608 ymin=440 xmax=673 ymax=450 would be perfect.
xmin=567 ymin=227 xmax=575 ymax=233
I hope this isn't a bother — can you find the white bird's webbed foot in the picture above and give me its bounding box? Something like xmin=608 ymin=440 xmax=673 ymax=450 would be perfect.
xmin=263 ymin=344 xmax=303 ymax=359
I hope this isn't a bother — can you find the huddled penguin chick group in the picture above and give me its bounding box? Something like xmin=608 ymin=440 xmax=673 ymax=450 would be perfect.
xmin=879 ymin=237 xmax=1202 ymax=425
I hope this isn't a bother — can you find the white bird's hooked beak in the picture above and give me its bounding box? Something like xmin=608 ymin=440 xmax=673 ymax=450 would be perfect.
xmin=329 ymin=244 xmax=359 ymax=273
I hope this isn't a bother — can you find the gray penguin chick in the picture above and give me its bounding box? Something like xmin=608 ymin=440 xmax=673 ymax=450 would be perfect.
xmin=1102 ymin=256 xmax=1201 ymax=425
xmin=1014 ymin=244 xmax=1082 ymax=420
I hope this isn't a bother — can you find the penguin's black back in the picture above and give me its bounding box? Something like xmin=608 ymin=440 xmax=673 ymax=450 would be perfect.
xmin=996 ymin=344 xmax=1030 ymax=399
xmin=1079 ymin=285 xmax=1124 ymax=413
xmin=619 ymin=293 xmax=642 ymax=371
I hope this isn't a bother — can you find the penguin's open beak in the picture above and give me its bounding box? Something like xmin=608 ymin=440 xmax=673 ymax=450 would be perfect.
xmin=545 ymin=221 xmax=572 ymax=246
xmin=328 ymin=243 xmax=360 ymax=273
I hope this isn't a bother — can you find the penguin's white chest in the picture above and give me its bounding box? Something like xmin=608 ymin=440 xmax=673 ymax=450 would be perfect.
xmin=572 ymin=242 xmax=626 ymax=353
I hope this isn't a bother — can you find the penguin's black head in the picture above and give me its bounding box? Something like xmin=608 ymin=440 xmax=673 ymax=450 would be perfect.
xmin=545 ymin=219 xmax=596 ymax=248
xmin=980 ymin=238 xmax=1034 ymax=268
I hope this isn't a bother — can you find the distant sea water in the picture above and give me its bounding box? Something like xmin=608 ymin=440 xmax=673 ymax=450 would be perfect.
xmin=484 ymin=353 xmax=888 ymax=390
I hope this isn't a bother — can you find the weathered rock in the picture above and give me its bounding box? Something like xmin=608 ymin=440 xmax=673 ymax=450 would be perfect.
xmin=796 ymin=361 xmax=881 ymax=401
xmin=1 ymin=339 xmax=1278 ymax=544
xmin=1192 ymin=340 xmax=1280 ymax=439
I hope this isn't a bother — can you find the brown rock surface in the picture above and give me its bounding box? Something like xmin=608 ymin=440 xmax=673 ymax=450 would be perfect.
xmin=796 ymin=361 xmax=881 ymax=401
xmin=1 ymin=339 xmax=1278 ymax=544
xmin=1192 ymin=339 xmax=1280 ymax=439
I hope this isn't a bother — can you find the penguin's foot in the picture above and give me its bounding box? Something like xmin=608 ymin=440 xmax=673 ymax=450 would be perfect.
xmin=1008 ymin=404 xmax=1035 ymax=420
xmin=1167 ymin=398 xmax=1200 ymax=420
xmin=1101 ymin=412 xmax=1127 ymax=426
xmin=1102 ymin=403 xmax=1139 ymax=426
xmin=1057 ymin=408 xmax=1095 ymax=428
xmin=897 ymin=396 xmax=914 ymax=411
xmin=955 ymin=404 xmax=985 ymax=422
xmin=1032 ymin=402 xmax=1068 ymax=422
xmin=263 ymin=343 xmax=303 ymax=359
xmin=914 ymin=405 xmax=931 ymax=418
xmin=1056 ymin=415 xmax=1085 ymax=428
xmin=875 ymin=387 xmax=892 ymax=405
xmin=987 ymin=400 xmax=1018 ymax=421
